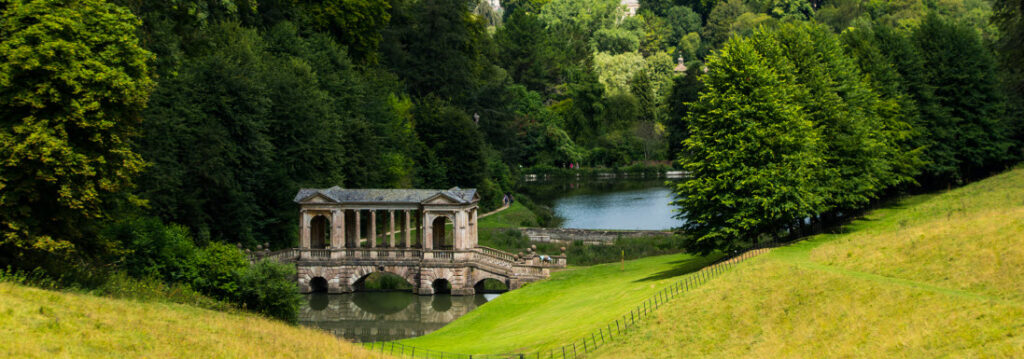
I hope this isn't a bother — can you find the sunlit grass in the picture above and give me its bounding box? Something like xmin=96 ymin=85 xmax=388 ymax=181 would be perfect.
xmin=589 ymin=166 xmax=1024 ymax=358
xmin=399 ymin=251 xmax=723 ymax=353
xmin=0 ymin=282 xmax=387 ymax=359
xmin=478 ymin=202 xmax=539 ymax=229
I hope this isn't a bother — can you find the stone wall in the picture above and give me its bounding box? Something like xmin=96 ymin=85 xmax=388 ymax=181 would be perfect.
xmin=519 ymin=227 xmax=673 ymax=245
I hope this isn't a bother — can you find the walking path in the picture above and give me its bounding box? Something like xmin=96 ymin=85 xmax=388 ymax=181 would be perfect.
xmin=479 ymin=203 xmax=510 ymax=219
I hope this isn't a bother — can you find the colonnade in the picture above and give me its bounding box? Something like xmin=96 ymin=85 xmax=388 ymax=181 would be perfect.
xmin=300 ymin=209 xmax=424 ymax=249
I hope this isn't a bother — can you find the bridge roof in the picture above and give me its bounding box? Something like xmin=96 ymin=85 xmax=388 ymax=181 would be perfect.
xmin=294 ymin=186 xmax=478 ymax=205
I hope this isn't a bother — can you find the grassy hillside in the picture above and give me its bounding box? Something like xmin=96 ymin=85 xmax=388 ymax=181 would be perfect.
xmin=479 ymin=202 xmax=539 ymax=229
xmin=0 ymin=282 xmax=385 ymax=359
xmin=591 ymin=167 xmax=1024 ymax=358
xmin=399 ymin=251 xmax=723 ymax=353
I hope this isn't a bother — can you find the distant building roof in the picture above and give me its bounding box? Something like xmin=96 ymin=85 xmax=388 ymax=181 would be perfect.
xmin=674 ymin=57 xmax=688 ymax=72
xmin=294 ymin=187 xmax=478 ymax=205
xmin=621 ymin=0 xmax=639 ymax=16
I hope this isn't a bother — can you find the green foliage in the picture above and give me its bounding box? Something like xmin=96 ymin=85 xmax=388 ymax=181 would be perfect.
xmin=749 ymin=0 xmax=815 ymax=20
xmin=495 ymin=9 xmax=551 ymax=91
xmin=591 ymin=27 xmax=641 ymax=54
xmin=702 ymin=0 xmax=750 ymax=48
xmin=994 ymin=0 xmax=1024 ymax=99
xmin=301 ymin=0 xmax=391 ymax=63
xmin=675 ymin=33 xmax=824 ymax=254
xmin=236 ymin=260 xmax=303 ymax=323
xmin=413 ymin=98 xmax=487 ymax=187
xmin=384 ymin=0 xmax=491 ymax=102
xmin=593 ymin=51 xmax=648 ymax=95
xmin=911 ymin=13 xmax=1016 ymax=181
xmin=0 ymin=0 xmax=154 ymax=256
xmin=101 ymin=217 xmax=197 ymax=283
xmin=665 ymin=67 xmax=705 ymax=158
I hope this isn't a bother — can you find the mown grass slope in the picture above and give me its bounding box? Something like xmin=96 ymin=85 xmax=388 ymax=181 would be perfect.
xmin=592 ymin=167 xmax=1024 ymax=358
xmin=0 ymin=282 xmax=385 ymax=359
xmin=399 ymin=251 xmax=723 ymax=353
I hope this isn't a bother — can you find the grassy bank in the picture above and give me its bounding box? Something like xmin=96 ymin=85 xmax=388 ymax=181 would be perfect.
xmin=398 ymin=251 xmax=723 ymax=353
xmin=0 ymin=282 xmax=385 ymax=358
xmin=589 ymin=167 xmax=1024 ymax=358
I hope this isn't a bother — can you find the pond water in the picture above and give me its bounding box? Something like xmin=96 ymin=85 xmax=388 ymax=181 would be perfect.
xmin=299 ymin=292 xmax=499 ymax=342
xmin=519 ymin=178 xmax=686 ymax=230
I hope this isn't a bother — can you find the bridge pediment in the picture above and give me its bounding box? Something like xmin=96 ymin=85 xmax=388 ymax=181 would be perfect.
xmin=299 ymin=193 xmax=335 ymax=204
xmin=422 ymin=193 xmax=461 ymax=205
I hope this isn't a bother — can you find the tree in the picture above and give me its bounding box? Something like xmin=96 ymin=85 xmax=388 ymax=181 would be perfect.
xmin=413 ymin=98 xmax=486 ymax=187
xmin=750 ymin=23 xmax=893 ymax=213
xmin=593 ymin=51 xmax=648 ymax=95
xmin=495 ymin=8 xmax=551 ymax=91
xmin=994 ymin=0 xmax=1024 ymax=99
xmin=386 ymin=0 xmax=491 ymax=103
xmin=703 ymin=0 xmax=749 ymax=48
xmin=301 ymin=0 xmax=391 ymax=63
xmin=665 ymin=66 xmax=705 ymax=158
xmin=0 ymin=0 xmax=154 ymax=258
xmin=665 ymin=5 xmax=703 ymax=46
xmin=591 ymin=27 xmax=641 ymax=54
xmin=674 ymin=35 xmax=823 ymax=254
xmin=912 ymin=13 xmax=1015 ymax=181
xmin=841 ymin=25 xmax=923 ymax=190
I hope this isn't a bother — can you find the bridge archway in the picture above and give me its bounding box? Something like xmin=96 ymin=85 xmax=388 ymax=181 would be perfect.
xmin=431 ymin=278 xmax=452 ymax=294
xmin=347 ymin=266 xmax=418 ymax=292
xmin=352 ymin=271 xmax=414 ymax=292
xmin=310 ymin=276 xmax=328 ymax=293
xmin=310 ymin=215 xmax=329 ymax=249
xmin=473 ymin=278 xmax=509 ymax=293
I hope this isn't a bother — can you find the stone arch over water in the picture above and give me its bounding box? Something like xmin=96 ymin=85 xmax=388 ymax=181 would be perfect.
xmin=473 ymin=278 xmax=509 ymax=293
xmin=431 ymin=278 xmax=452 ymax=294
xmin=309 ymin=276 xmax=328 ymax=293
xmin=347 ymin=266 xmax=418 ymax=292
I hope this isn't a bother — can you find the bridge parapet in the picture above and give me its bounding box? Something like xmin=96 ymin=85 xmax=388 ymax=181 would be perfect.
xmin=255 ymin=246 xmax=565 ymax=295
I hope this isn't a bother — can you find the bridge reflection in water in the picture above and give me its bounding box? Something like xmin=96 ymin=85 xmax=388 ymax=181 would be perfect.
xmin=299 ymin=292 xmax=498 ymax=342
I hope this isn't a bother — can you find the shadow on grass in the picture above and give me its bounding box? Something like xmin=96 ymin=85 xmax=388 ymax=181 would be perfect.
xmin=634 ymin=256 xmax=716 ymax=282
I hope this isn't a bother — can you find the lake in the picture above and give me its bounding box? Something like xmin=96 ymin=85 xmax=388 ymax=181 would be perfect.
xmin=299 ymin=292 xmax=499 ymax=342
xmin=519 ymin=178 xmax=685 ymax=230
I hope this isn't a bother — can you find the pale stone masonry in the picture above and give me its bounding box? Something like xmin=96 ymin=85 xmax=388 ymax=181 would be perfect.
xmin=282 ymin=187 xmax=566 ymax=295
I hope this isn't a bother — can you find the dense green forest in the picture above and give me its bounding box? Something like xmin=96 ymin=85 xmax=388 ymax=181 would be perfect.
xmin=1 ymin=0 xmax=1022 ymax=320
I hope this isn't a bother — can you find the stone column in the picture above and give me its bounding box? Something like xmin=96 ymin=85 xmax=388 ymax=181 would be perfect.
xmin=389 ymin=210 xmax=396 ymax=248
xmin=403 ymin=210 xmax=411 ymax=248
xmin=331 ymin=209 xmax=345 ymax=248
xmin=422 ymin=212 xmax=433 ymax=250
xmin=369 ymin=210 xmax=377 ymax=248
xmin=354 ymin=210 xmax=361 ymax=248
xmin=470 ymin=208 xmax=478 ymax=248
xmin=454 ymin=210 xmax=466 ymax=249
xmin=299 ymin=210 xmax=310 ymax=249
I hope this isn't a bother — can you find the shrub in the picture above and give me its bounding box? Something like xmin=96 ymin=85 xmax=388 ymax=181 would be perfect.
xmin=236 ymin=261 xmax=303 ymax=323
xmin=102 ymin=217 xmax=198 ymax=283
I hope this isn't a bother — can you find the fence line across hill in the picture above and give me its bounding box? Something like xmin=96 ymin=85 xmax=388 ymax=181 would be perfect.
xmin=358 ymin=239 xmax=784 ymax=359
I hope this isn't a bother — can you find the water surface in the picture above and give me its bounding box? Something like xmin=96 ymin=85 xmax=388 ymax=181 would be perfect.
xmin=519 ymin=178 xmax=685 ymax=230
xmin=299 ymin=292 xmax=498 ymax=342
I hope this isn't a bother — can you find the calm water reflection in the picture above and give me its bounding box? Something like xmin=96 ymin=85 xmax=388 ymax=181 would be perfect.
xmin=520 ymin=179 xmax=685 ymax=230
xmin=299 ymin=292 xmax=499 ymax=342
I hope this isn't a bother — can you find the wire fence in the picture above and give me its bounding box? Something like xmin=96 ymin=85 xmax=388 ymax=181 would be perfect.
xmin=359 ymin=240 xmax=783 ymax=359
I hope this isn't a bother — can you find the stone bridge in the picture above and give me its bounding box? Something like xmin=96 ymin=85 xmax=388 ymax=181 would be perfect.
xmin=257 ymin=246 xmax=565 ymax=295
xmin=254 ymin=186 xmax=566 ymax=295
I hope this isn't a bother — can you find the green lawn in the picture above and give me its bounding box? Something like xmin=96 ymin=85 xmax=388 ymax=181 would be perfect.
xmin=590 ymin=167 xmax=1024 ymax=358
xmin=398 ymin=251 xmax=723 ymax=353
xmin=0 ymin=282 xmax=385 ymax=359
xmin=479 ymin=202 xmax=539 ymax=229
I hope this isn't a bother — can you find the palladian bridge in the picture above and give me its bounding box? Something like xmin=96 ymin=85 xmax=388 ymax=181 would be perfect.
xmin=256 ymin=187 xmax=566 ymax=295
